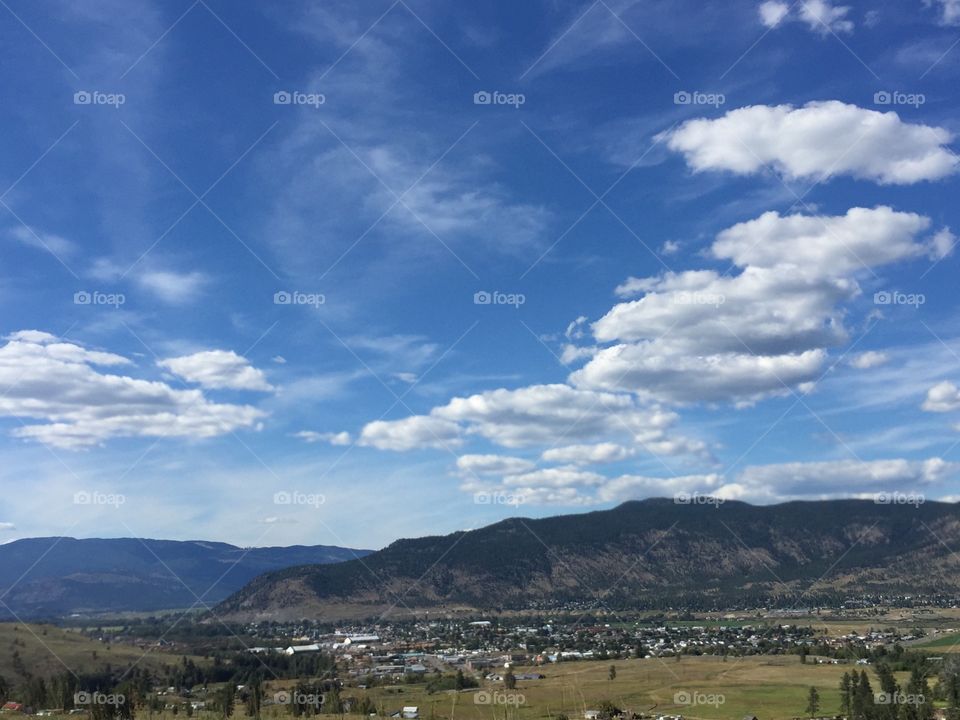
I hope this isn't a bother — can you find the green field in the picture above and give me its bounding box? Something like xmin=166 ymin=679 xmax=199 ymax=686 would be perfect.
xmin=914 ymin=632 xmax=960 ymax=650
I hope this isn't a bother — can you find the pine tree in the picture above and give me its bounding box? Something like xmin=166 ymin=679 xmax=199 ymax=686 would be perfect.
xmin=806 ymin=687 xmax=821 ymax=718
xmin=841 ymin=672 xmax=853 ymax=717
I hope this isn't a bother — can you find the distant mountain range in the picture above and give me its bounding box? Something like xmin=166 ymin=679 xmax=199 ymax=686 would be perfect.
xmin=0 ymin=538 xmax=372 ymax=619
xmin=213 ymin=498 xmax=960 ymax=622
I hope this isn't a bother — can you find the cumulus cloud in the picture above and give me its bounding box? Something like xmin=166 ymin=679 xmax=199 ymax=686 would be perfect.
xmin=0 ymin=331 xmax=264 ymax=449
xmin=759 ymin=0 xmax=853 ymax=34
xmin=360 ymin=415 xmax=462 ymax=451
xmin=734 ymin=457 xmax=955 ymax=501
xmin=758 ymin=1 xmax=790 ymax=27
xmin=923 ymin=381 xmax=960 ymax=412
xmin=542 ymin=442 xmax=633 ymax=465
xmin=456 ymin=454 xmax=536 ymax=476
xmin=465 ymin=457 xmax=955 ymax=508
xmin=850 ymin=351 xmax=889 ymax=370
xmin=503 ymin=466 xmax=606 ymax=488
xmin=569 ymin=206 xmax=949 ymax=405
xmin=293 ymin=430 xmax=352 ymax=445
xmin=357 ymin=384 xmax=701 ymax=456
xmin=662 ymin=101 xmax=957 ymax=184
xmin=797 ymin=0 xmax=853 ymax=33
xmin=596 ymin=473 xmax=724 ymax=503
xmin=159 ymin=350 xmax=273 ymax=391
xmin=926 ymin=0 xmax=960 ymax=25
xmin=710 ymin=206 xmax=947 ymax=272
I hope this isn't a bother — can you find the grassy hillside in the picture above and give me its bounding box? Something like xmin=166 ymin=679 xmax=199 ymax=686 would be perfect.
xmin=0 ymin=622 xmax=195 ymax=686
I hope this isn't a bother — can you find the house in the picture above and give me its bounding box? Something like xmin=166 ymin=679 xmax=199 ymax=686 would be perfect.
xmin=1 ymin=703 xmax=24 ymax=714
xmin=743 ymin=715 xmax=760 ymax=720
xmin=584 ymin=711 xmax=601 ymax=720
xmin=401 ymin=707 xmax=419 ymax=719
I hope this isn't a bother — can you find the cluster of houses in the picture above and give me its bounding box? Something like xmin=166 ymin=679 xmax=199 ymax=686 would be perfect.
xmin=238 ymin=615 xmax=927 ymax=680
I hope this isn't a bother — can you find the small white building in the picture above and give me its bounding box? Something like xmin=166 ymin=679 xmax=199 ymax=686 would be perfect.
xmin=285 ymin=644 xmax=321 ymax=655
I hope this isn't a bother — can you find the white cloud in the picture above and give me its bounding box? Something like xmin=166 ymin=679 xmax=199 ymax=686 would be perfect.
xmin=159 ymin=350 xmax=273 ymax=391
xmin=570 ymin=207 xmax=948 ymax=404
xmin=662 ymin=101 xmax=957 ymax=185
xmin=0 ymin=522 xmax=15 ymax=532
xmin=294 ymin=430 xmax=352 ymax=445
xmin=366 ymin=147 xmax=551 ymax=252
xmin=356 ymin=384 xmax=704 ymax=460
xmin=797 ymin=0 xmax=853 ymax=34
xmin=7 ymin=226 xmax=76 ymax=257
xmin=926 ymin=0 xmax=960 ymax=25
xmin=542 ymin=442 xmax=633 ymax=465
xmin=759 ymin=1 xmax=853 ymax=33
xmin=923 ymin=381 xmax=960 ymax=412
xmin=0 ymin=331 xmax=264 ymax=449
xmin=850 ymin=351 xmax=889 ymax=370
xmin=573 ymin=343 xmax=825 ymax=405
xmin=758 ymin=1 xmax=790 ymax=27
xmin=464 ymin=457 xmax=956 ymax=508
xmin=596 ymin=473 xmax=724 ymax=503
xmin=660 ymin=239 xmax=681 ymax=255
xmin=359 ymin=384 xmax=697 ymax=451
xmin=502 ymin=466 xmax=606 ymax=488
xmin=456 ymin=454 xmax=536 ymax=476
xmin=359 ymin=415 xmax=462 ymax=451
xmin=136 ymin=269 xmax=208 ymax=304
xmin=734 ymin=457 xmax=955 ymax=501
xmin=710 ymin=206 xmax=946 ymax=272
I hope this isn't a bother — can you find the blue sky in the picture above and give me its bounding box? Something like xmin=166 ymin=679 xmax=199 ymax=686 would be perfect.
xmin=2 ymin=0 xmax=960 ymax=549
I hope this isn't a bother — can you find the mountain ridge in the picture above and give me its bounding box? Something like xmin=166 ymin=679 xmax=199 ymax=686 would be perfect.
xmin=0 ymin=536 xmax=373 ymax=619
xmin=213 ymin=497 xmax=960 ymax=622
